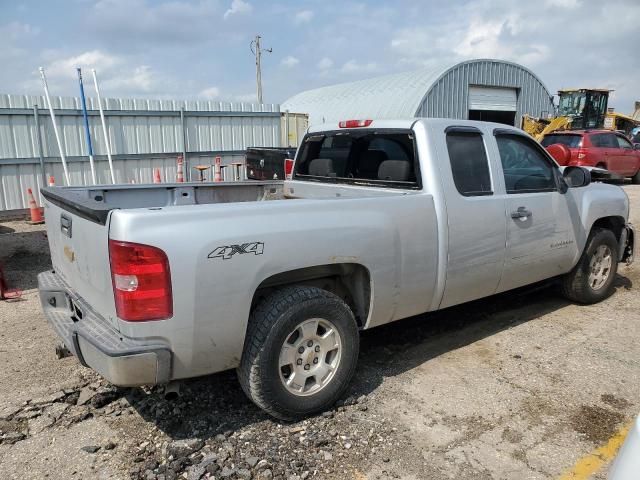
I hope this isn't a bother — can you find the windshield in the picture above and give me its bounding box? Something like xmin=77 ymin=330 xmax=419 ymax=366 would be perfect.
xmin=293 ymin=130 xmax=419 ymax=189
xmin=541 ymin=134 xmax=582 ymax=148
xmin=558 ymin=92 xmax=586 ymax=117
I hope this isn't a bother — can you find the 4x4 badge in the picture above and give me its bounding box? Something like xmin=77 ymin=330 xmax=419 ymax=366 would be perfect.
xmin=208 ymin=242 xmax=264 ymax=260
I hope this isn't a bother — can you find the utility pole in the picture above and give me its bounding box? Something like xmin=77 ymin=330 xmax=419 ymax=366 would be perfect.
xmin=250 ymin=35 xmax=271 ymax=104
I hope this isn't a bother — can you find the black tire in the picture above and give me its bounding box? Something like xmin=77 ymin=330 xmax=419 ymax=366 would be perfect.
xmin=560 ymin=228 xmax=619 ymax=304
xmin=632 ymin=169 xmax=640 ymax=185
xmin=237 ymin=286 xmax=359 ymax=421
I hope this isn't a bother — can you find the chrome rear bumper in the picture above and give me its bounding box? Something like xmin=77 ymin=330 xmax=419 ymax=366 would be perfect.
xmin=38 ymin=270 xmax=171 ymax=387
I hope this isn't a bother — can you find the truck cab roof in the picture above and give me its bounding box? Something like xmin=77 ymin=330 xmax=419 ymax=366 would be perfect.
xmin=307 ymin=118 xmax=526 ymax=135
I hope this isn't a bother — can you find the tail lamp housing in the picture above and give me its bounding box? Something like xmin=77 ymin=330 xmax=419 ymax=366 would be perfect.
xmin=284 ymin=158 xmax=294 ymax=180
xmin=109 ymin=240 xmax=173 ymax=322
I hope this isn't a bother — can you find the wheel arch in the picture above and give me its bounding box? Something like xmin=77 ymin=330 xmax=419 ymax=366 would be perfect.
xmin=589 ymin=215 xmax=626 ymax=243
xmin=250 ymin=263 xmax=372 ymax=328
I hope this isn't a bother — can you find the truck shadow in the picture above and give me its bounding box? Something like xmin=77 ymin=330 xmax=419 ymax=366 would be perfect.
xmin=351 ymin=274 xmax=632 ymax=396
xmin=0 ymin=231 xmax=51 ymax=292
xmin=129 ymin=273 xmax=632 ymax=441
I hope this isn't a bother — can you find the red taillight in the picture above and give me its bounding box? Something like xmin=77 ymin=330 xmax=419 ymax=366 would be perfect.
xmin=577 ymin=148 xmax=587 ymax=160
xmin=109 ymin=240 xmax=172 ymax=322
xmin=338 ymin=119 xmax=373 ymax=128
xmin=284 ymin=158 xmax=294 ymax=180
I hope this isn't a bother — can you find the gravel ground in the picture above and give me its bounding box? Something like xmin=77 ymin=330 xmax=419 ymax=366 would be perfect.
xmin=0 ymin=186 xmax=639 ymax=480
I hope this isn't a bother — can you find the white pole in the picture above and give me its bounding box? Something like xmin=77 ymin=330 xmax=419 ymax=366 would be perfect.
xmin=39 ymin=67 xmax=70 ymax=185
xmin=91 ymin=69 xmax=115 ymax=183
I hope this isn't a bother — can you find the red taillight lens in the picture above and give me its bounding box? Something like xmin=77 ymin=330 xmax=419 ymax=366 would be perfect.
xmin=109 ymin=240 xmax=173 ymax=322
xmin=338 ymin=119 xmax=373 ymax=128
xmin=577 ymin=148 xmax=587 ymax=160
xmin=284 ymin=158 xmax=294 ymax=180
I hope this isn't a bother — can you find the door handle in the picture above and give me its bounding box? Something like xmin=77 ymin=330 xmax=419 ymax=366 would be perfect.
xmin=511 ymin=207 xmax=532 ymax=219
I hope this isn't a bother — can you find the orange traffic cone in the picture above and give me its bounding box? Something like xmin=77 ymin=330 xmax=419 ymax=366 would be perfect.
xmin=176 ymin=156 xmax=184 ymax=183
xmin=153 ymin=168 xmax=162 ymax=183
xmin=48 ymin=175 xmax=55 ymax=187
xmin=26 ymin=188 xmax=44 ymax=225
xmin=214 ymin=156 xmax=222 ymax=182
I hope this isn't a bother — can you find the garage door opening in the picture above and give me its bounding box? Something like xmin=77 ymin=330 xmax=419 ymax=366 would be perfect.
xmin=468 ymin=110 xmax=516 ymax=125
xmin=468 ymin=86 xmax=518 ymax=126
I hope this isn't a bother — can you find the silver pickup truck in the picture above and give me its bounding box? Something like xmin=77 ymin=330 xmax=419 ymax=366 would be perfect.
xmin=38 ymin=118 xmax=635 ymax=420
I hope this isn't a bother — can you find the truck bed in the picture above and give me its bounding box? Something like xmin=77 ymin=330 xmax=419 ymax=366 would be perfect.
xmin=40 ymin=181 xmax=284 ymax=225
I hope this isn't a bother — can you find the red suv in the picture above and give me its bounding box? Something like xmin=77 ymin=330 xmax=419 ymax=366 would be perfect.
xmin=541 ymin=130 xmax=640 ymax=183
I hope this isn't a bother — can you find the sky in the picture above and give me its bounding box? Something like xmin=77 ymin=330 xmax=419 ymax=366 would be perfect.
xmin=1 ymin=0 xmax=638 ymax=113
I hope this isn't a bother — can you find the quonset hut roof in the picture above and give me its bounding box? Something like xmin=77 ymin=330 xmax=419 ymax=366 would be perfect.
xmin=282 ymin=58 xmax=553 ymax=126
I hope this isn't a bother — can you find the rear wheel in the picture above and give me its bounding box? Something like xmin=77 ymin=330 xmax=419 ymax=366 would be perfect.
xmin=238 ymin=286 xmax=359 ymax=420
xmin=560 ymin=228 xmax=618 ymax=304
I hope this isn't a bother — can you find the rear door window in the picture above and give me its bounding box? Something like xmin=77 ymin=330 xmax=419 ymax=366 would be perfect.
xmin=591 ymin=133 xmax=617 ymax=148
xmin=540 ymin=134 xmax=582 ymax=148
xmin=294 ymin=130 xmax=419 ymax=188
xmin=446 ymin=131 xmax=492 ymax=196
xmin=496 ymin=134 xmax=558 ymax=193
xmin=616 ymin=135 xmax=633 ymax=150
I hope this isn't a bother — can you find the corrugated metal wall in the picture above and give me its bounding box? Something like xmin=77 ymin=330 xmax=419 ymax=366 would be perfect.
xmin=416 ymin=59 xmax=554 ymax=123
xmin=0 ymin=94 xmax=307 ymax=210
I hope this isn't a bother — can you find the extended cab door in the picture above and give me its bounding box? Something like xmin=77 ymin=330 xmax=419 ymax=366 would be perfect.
xmin=493 ymin=131 xmax=577 ymax=292
xmin=436 ymin=126 xmax=507 ymax=309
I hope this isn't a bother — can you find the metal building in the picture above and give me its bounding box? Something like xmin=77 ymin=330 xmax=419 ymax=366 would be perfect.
xmin=0 ymin=94 xmax=307 ymax=211
xmin=282 ymin=59 xmax=554 ymax=127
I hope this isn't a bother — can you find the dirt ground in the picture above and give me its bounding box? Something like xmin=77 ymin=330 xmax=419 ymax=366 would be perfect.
xmin=1 ymin=186 xmax=639 ymax=480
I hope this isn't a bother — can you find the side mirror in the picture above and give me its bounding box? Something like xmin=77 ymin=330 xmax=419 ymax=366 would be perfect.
xmin=634 ymin=143 xmax=640 ymax=150
xmin=563 ymin=166 xmax=591 ymax=188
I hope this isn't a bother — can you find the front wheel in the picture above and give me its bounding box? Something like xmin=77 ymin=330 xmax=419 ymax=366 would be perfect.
xmin=560 ymin=228 xmax=619 ymax=304
xmin=238 ymin=286 xmax=359 ymax=420
xmin=632 ymin=169 xmax=640 ymax=185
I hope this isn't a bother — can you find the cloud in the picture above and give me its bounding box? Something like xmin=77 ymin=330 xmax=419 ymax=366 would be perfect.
xmin=317 ymin=57 xmax=333 ymax=70
xmin=0 ymin=22 xmax=39 ymax=59
xmin=281 ymin=56 xmax=300 ymax=68
xmin=200 ymin=87 xmax=220 ymax=100
xmin=224 ymin=0 xmax=252 ymax=20
xmin=234 ymin=93 xmax=257 ymax=103
xmin=545 ymin=0 xmax=580 ymax=8
xmin=104 ymin=65 xmax=154 ymax=92
xmin=45 ymin=50 xmax=121 ymax=79
xmin=386 ymin=0 xmax=640 ymax=113
xmin=452 ymin=17 xmax=549 ymax=65
xmin=90 ymin=0 xmax=221 ymax=47
xmin=0 ymin=21 xmax=40 ymax=40
xmin=340 ymin=60 xmax=379 ymax=74
xmin=293 ymin=10 xmax=314 ymax=25
xmin=200 ymin=86 xmax=221 ymax=99
xmin=39 ymin=50 xmax=161 ymax=96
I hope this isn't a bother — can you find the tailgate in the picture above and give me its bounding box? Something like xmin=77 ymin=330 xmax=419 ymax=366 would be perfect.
xmin=42 ymin=194 xmax=118 ymax=330
xmin=246 ymin=147 xmax=296 ymax=180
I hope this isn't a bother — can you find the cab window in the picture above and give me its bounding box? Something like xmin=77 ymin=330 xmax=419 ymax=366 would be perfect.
xmin=446 ymin=131 xmax=492 ymax=196
xmin=496 ymin=134 xmax=558 ymax=193
xmin=294 ymin=130 xmax=419 ymax=189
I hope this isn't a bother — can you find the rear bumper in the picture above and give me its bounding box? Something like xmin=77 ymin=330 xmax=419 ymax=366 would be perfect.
xmin=38 ymin=270 xmax=171 ymax=387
